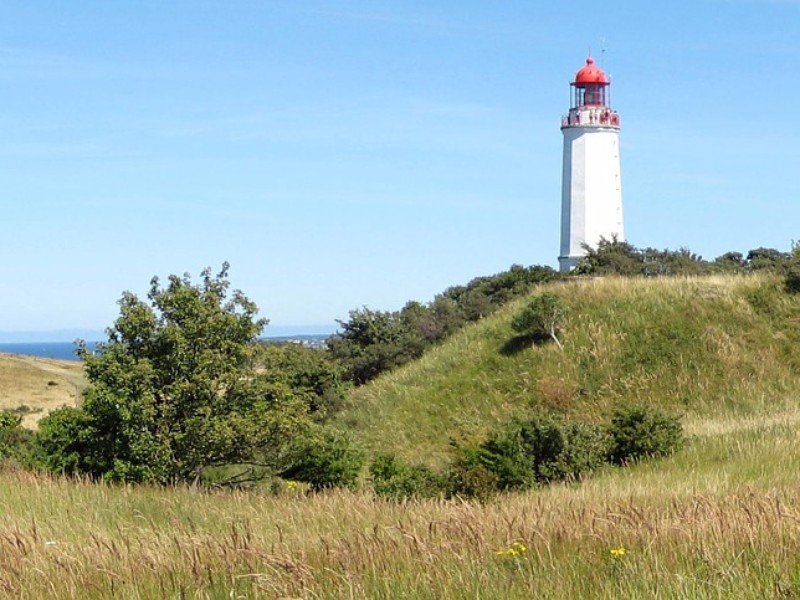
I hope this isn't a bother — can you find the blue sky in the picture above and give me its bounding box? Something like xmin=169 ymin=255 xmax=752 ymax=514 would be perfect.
xmin=1 ymin=1 xmax=798 ymax=340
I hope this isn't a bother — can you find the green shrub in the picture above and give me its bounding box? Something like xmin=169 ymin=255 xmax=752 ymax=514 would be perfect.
xmin=450 ymin=415 xmax=608 ymax=497
xmin=0 ymin=411 xmax=37 ymax=468
xmin=370 ymin=453 xmax=444 ymax=499
xmin=511 ymin=293 xmax=567 ymax=349
xmin=783 ymin=256 xmax=800 ymax=294
xmin=36 ymin=407 xmax=101 ymax=475
xmin=282 ymin=428 xmax=364 ymax=491
xmin=446 ymin=461 xmax=500 ymax=502
xmin=514 ymin=417 xmax=608 ymax=483
xmin=607 ymin=406 xmax=683 ymax=464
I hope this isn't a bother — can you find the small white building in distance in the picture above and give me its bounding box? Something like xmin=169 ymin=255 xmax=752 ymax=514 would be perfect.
xmin=559 ymin=56 xmax=624 ymax=272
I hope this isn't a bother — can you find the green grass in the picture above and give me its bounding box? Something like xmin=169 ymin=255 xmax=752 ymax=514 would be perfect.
xmin=337 ymin=274 xmax=800 ymax=466
xmin=1 ymin=274 xmax=800 ymax=597
xmin=0 ymin=409 xmax=799 ymax=597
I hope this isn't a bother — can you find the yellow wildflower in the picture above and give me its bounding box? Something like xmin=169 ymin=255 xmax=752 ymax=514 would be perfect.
xmin=609 ymin=546 xmax=627 ymax=558
xmin=495 ymin=542 xmax=528 ymax=558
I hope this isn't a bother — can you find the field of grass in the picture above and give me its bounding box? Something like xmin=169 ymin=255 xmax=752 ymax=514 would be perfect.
xmin=0 ymin=354 xmax=85 ymax=427
xmin=337 ymin=274 xmax=800 ymax=466
xmin=1 ymin=274 xmax=799 ymax=597
xmin=0 ymin=408 xmax=799 ymax=597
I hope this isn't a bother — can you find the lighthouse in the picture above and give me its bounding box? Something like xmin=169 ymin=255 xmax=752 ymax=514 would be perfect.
xmin=559 ymin=56 xmax=624 ymax=272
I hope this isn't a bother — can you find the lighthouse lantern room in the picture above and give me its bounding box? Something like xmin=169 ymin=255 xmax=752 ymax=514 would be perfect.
xmin=559 ymin=56 xmax=624 ymax=272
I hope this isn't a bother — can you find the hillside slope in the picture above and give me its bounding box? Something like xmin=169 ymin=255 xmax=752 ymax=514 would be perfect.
xmin=337 ymin=274 xmax=800 ymax=465
xmin=0 ymin=354 xmax=85 ymax=427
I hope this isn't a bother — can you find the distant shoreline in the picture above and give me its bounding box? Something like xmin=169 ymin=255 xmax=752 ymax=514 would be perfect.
xmin=0 ymin=334 xmax=332 ymax=362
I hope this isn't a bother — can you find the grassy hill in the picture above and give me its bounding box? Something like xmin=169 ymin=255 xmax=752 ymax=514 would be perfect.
xmin=1 ymin=274 xmax=800 ymax=597
xmin=337 ymin=274 xmax=800 ymax=465
xmin=0 ymin=354 xmax=85 ymax=427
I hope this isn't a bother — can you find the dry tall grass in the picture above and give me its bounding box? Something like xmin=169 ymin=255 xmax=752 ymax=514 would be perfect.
xmin=0 ymin=410 xmax=799 ymax=598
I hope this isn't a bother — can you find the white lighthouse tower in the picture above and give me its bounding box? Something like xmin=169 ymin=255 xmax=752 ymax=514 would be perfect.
xmin=559 ymin=56 xmax=624 ymax=272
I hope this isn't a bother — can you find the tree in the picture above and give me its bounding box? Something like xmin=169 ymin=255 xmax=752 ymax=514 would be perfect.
xmin=37 ymin=264 xmax=312 ymax=484
xmin=511 ymin=293 xmax=568 ymax=350
xmin=746 ymin=247 xmax=790 ymax=271
xmin=259 ymin=342 xmax=346 ymax=419
xmin=326 ymin=308 xmax=418 ymax=384
xmin=574 ymin=237 xmax=642 ymax=276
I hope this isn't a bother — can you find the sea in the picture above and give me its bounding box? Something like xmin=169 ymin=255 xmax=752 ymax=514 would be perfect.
xmin=0 ymin=334 xmax=331 ymax=362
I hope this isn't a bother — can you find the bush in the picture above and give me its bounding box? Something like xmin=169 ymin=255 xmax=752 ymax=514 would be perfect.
xmin=786 ymin=265 xmax=800 ymax=294
xmin=446 ymin=461 xmax=500 ymax=502
xmin=0 ymin=411 xmax=37 ymax=468
xmin=449 ymin=415 xmax=609 ymax=497
xmin=511 ymin=293 xmax=567 ymax=349
xmin=607 ymin=406 xmax=683 ymax=464
xmin=370 ymin=453 xmax=445 ymax=499
xmin=36 ymin=407 xmax=105 ymax=476
xmin=281 ymin=428 xmax=364 ymax=491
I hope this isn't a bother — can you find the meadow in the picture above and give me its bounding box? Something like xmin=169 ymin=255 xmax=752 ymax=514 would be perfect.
xmin=1 ymin=273 xmax=799 ymax=597
xmin=0 ymin=354 xmax=85 ymax=428
xmin=1 ymin=408 xmax=799 ymax=598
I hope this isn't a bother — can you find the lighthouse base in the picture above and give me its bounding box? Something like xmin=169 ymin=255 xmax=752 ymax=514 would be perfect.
xmin=558 ymin=255 xmax=580 ymax=272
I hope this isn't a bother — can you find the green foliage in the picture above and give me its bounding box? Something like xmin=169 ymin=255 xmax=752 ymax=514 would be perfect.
xmin=370 ymin=453 xmax=444 ymax=499
xmin=785 ymin=243 xmax=800 ymax=294
xmin=445 ymin=461 xmax=500 ymax=502
xmin=575 ymin=239 xmax=793 ymax=277
xmin=607 ymin=405 xmax=683 ymax=464
xmin=575 ymin=238 xmax=643 ymax=276
xmin=327 ymin=307 xmax=423 ymax=385
xmin=328 ymin=264 xmax=558 ymax=384
xmin=511 ymin=293 xmax=567 ymax=348
xmin=444 ymin=416 xmax=609 ymax=499
xmin=747 ymin=247 xmax=790 ymax=271
xmin=281 ymin=428 xmax=364 ymax=491
xmin=36 ymin=407 xmax=98 ymax=474
xmin=37 ymin=264 xmax=314 ymax=484
xmin=0 ymin=411 xmax=36 ymax=467
xmin=259 ymin=343 xmax=346 ymax=419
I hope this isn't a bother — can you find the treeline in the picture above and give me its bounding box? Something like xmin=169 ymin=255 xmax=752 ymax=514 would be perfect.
xmin=326 ymin=264 xmax=558 ymax=384
xmin=0 ymin=240 xmax=796 ymax=497
xmin=325 ymin=239 xmax=800 ymax=387
xmin=576 ymin=238 xmax=797 ymax=277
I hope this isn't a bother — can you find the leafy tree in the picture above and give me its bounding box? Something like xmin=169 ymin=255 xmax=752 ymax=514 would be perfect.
xmin=370 ymin=453 xmax=444 ymax=499
xmin=449 ymin=415 xmax=609 ymax=494
xmin=38 ymin=264 xmax=312 ymax=484
xmin=327 ymin=308 xmax=418 ymax=385
xmin=714 ymin=251 xmax=746 ymax=271
xmin=746 ymin=247 xmax=790 ymax=271
xmin=575 ymin=237 xmax=643 ymax=276
xmin=511 ymin=293 xmax=568 ymax=350
xmin=259 ymin=343 xmax=346 ymax=419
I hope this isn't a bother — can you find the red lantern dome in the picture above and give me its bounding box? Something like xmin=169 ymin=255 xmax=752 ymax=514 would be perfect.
xmin=573 ymin=57 xmax=607 ymax=86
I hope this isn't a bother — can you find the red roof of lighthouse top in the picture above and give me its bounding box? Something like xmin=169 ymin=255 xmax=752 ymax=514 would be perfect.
xmin=573 ymin=56 xmax=608 ymax=85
